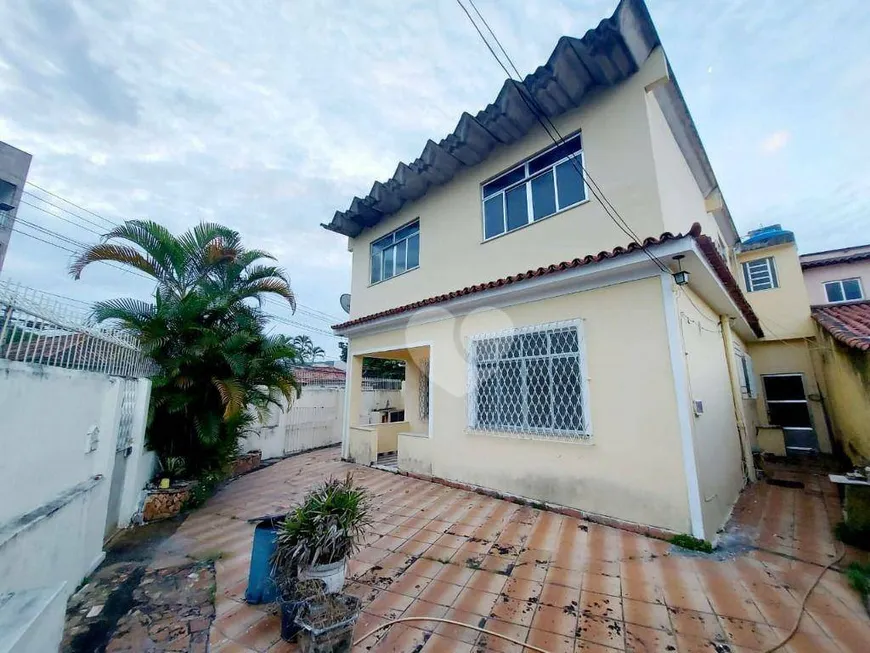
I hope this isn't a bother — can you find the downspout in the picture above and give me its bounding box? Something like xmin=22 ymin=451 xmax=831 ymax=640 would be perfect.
xmin=720 ymin=316 xmax=757 ymax=483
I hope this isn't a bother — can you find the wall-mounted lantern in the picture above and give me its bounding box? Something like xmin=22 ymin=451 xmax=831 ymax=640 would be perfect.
xmin=672 ymin=255 xmax=690 ymax=286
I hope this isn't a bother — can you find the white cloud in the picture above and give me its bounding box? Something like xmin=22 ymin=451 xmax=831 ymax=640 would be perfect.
xmin=760 ymin=130 xmax=791 ymax=154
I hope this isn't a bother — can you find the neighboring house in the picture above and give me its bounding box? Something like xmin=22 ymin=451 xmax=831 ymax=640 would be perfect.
xmin=325 ymin=0 xmax=773 ymax=542
xmin=0 ymin=141 xmax=33 ymax=273
xmin=293 ymin=365 xmax=347 ymax=386
xmin=799 ymin=245 xmax=870 ymax=464
xmin=735 ymin=225 xmax=833 ymax=457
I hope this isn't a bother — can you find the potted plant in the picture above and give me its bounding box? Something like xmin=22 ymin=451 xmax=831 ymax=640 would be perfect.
xmin=275 ymin=577 xmax=327 ymax=641
xmin=157 ymin=456 xmax=187 ymax=489
xmin=272 ymin=474 xmax=370 ymax=593
xmin=295 ymin=593 xmax=362 ymax=653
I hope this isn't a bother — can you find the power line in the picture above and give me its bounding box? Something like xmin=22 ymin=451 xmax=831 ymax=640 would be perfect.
xmin=267 ymin=313 xmax=342 ymax=339
xmin=457 ymin=0 xmax=670 ymax=274
xmin=14 ymin=217 xmax=88 ymax=249
xmin=24 ymin=182 xmax=120 ymax=230
xmin=19 ymin=198 xmax=106 ymax=237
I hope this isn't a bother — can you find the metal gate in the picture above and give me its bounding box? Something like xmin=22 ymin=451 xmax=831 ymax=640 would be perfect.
xmin=762 ymin=373 xmax=819 ymax=454
xmin=104 ymin=379 xmax=138 ymax=539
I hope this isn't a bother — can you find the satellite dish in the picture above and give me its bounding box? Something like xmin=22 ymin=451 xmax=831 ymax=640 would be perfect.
xmin=339 ymin=293 xmax=351 ymax=314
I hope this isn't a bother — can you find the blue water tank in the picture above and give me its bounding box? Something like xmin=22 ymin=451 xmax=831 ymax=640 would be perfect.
xmin=244 ymin=515 xmax=284 ymax=604
xmin=740 ymin=224 xmax=795 ymax=251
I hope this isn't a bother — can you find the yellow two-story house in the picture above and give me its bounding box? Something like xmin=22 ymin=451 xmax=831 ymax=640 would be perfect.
xmin=325 ymin=0 xmax=767 ymax=542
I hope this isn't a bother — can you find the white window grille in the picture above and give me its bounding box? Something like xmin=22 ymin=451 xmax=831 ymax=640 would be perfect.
xmin=823 ymin=278 xmax=863 ymax=303
xmin=370 ymin=220 xmax=420 ymax=284
xmin=419 ymin=358 xmax=430 ymax=420
xmin=742 ymin=257 xmax=778 ymax=292
xmin=116 ymin=379 xmax=138 ymax=452
xmin=467 ymin=320 xmax=590 ymax=441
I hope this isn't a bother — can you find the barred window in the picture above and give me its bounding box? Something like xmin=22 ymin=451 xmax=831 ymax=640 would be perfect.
xmin=419 ymin=358 xmax=430 ymax=420
xmin=742 ymin=257 xmax=778 ymax=292
xmin=467 ymin=321 xmax=589 ymax=440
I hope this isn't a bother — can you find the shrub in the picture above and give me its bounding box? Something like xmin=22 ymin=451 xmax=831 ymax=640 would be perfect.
xmin=847 ymin=563 xmax=870 ymax=598
xmin=669 ymin=534 xmax=714 ymax=553
xmin=273 ymin=474 xmax=371 ymax=579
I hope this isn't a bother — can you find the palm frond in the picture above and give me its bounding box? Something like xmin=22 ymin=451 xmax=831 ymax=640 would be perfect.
xmin=70 ymin=243 xmax=162 ymax=281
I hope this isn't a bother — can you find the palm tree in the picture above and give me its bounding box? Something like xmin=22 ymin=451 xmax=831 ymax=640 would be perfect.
xmin=71 ymin=220 xmax=301 ymax=474
xmin=292 ymin=334 xmax=326 ymax=363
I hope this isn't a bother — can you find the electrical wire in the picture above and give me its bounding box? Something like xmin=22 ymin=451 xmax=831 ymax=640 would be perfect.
xmin=19 ymin=198 xmax=106 ymax=237
xmin=457 ymin=0 xmax=670 ymax=274
xmin=24 ymin=182 xmax=120 ymax=230
xmin=352 ymin=616 xmax=550 ymax=652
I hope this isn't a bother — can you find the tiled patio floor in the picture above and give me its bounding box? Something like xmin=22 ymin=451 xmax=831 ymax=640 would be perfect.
xmin=156 ymin=448 xmax=870 ymax=653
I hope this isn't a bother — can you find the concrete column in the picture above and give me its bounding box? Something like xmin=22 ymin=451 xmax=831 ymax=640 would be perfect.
xmin=342 ymin=352 xmax=363 ymax=460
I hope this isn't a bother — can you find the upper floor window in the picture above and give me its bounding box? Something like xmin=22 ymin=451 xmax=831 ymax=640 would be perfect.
xmin=370 ymin=220 xmax=419 ymax=284
xmin=481 ymin=134 xmax=586 ymax=240
xmin=742 ymin=257 xmax=778 ymax=292
xmin=824 ymin=278 xmax=863 ymax=303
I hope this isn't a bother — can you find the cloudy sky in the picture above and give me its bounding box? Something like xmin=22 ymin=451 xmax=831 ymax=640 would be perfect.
xmin=1 ymin=0 xmax=868 ymax=357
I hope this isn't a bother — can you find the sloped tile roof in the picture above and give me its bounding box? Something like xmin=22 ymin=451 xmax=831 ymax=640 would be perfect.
xmin=800 ymin=252 xmax=870 ymax=270
xmin=321 ymin=0 xmax=661 ymax=238
xmin=293 ymin=365 xmax=346 ymax=384
xmin=333 ymin=223 xmax=764 ymax=337
xmin=812 ymin=301 xmax=870 ymax=351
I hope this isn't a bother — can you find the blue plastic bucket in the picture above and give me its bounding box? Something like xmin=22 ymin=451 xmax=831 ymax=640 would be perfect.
xmin=244 ymin=515 xmax=284 ymax=604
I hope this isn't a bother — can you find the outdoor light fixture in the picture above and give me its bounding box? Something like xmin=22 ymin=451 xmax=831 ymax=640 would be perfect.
xmin=672 ymin=255 xmax=690 ymax=286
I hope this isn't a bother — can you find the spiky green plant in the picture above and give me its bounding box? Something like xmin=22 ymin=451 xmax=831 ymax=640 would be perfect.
xmin=273 ymin=474 xmax=371 ymax=579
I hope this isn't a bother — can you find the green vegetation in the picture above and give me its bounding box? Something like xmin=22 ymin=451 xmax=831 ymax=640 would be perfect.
xmin=669 ymin=534 xmax=714 ymax=553
xmin=273 ymin=474 xmax=371 ymax=581
xmin=71 ymin=220 xmax=302 ymax=477
xmin=846 ymin=562 xmax=870 ymax=599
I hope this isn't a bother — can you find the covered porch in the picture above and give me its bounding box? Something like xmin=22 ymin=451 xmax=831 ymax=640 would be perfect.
xmin=345 ymin=344 xmax=430 ymax=470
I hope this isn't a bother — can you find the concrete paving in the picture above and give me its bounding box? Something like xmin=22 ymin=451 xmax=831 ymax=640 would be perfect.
xmin=158 ymin=447 xmax=870 ymax=652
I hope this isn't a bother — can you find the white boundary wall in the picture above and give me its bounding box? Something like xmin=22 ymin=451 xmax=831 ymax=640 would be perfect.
xmin=243 ymin=385 xmax=403 ymax=460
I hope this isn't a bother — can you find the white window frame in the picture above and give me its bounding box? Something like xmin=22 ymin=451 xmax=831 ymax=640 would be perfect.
xmin=480 ymin=134 xmax=588 ymax=241
xmin=466 ymin=319 xmax=591 ymax=442
xmin=370 ymin=219 xmax=419 ymax=285
xmin=742 ymin=256 xmax=779 ymax=292
xmin=823 ymin=278 xmax=864 ymax=303
xmin=733 ymin=348 xmax=757 ymax=398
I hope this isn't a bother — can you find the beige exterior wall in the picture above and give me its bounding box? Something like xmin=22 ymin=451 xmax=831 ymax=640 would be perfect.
xmin=675 ymin=287 xmax=745 ymax=537
xmin=814 ymin=328 xmax=870 ymax=464
xmin=802 ymin=261 xmax=870 ymax=305
xmin=347 ymin=276 xmax=695 ymax=534
xmin=646 ymin=93 xmax=726 ymax=249
xmin=348 ymin=51 xmax=682 ymax=319
xmin=746 ymin=340 xmax=832 ymax=454
xmin=737 ymin=242 xmax=815 ymax=339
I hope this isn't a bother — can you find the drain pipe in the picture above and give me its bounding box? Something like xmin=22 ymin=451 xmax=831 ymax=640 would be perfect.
xmin=720 ymin=316 xmax=757 ymax=483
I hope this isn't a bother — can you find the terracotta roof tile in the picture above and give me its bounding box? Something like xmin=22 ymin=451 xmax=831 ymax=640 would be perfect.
xmin=811 ymin=301 xmax=870 ymax=351
xmin=333 ymin=224 xmax=764 ymax=338
xmin=800 ymin=252 xmax=870 ymax=270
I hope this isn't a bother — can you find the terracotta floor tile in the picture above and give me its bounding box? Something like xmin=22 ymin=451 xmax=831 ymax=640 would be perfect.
xmin=434 ymin=608 xmax=485 ymax=645
xmin=477 ymin=618 xmax=529 ymax=653
xmin=348 ymin=560 xmax=375 ymax=580
xmin=623 ymin=622 xmax=677 ymax=652
xmin=401 ymin=599 xmax=449 ymax=630
xmin=512 ymin=563 xmax=549 ymax=584
xmin=365 ymin=590 xmax=416 ymax=619
xmin=706 ymin=591 xmax=765 ymax=623
xmin=418 ymin=580 xmax=465 ymax=607
xmin=355 ymin=547 xmax=393 ymax=565
xmin=490 ymin=596 xmax=538 ymax=627
xmin=453 ymin=587 xmax=501 ymax=617
xmin=369 ymin=624 xmax=428 ymax=653
xmin=583 ymin=560 xmax=620 ymax=577
xmin=776 ymin=629 xmax=837 ymax=653
xmin=397 ymin=538 xmax=432 ymax=558
xmin=372 ymin=535 xmax=407 ymax=552
xmin=435 ymin=533 xmax=468 ymax=549
xmin=403 ymin=517 xmax=432 ymax=530
xmin=673 ymin=634 xmax=732 ymax=653
xmin=378 ymin=552 xmax=415 ymax=571
xmin=457 ymin=539 xmax=494 ymax=558
xmin=265 ymin=640 xmax=297 ymax=653
xmin=214 ymin=603 xmax=269 ymax=639
xmin=575 ymin=615 xmax=626 ymax=650
xmin=621 ymin=599 xmax=670 ymax=632
xmin=468 ymin=570 xmax=509 ymax=594
xmin=425 ymin=545 xmax=461 ymax=564
xmin=547 ymin=567 xmax=585 ymax=590
xmin=411 ymin=529 xmax=442 ymax=545
xmin=389 ymin=573 xmax=433 ymax=598
xmin=447 ymin=523 xmax=480 ymax=537
xmin=503 ymin=577 xmax=545 ymax=603
xmin=478 ymin=555 xmax=514 ymax=575
xmin=580 ymin=591 xmax=623 ymax=622
xmin=390 ymin=525 xmax=420 ymax=539
xmin=532 ymin=603 xmax=579 ymax=638
xmin=661 ymin=587 xmax=712 ymax=614
xmin=234 ymin=613 xmax=281 ymax=652
xmin=526 ymin=627 xmax=576 ymax=653
xmin=807 ymin=610 xmax=870 ymax=651
xmin=574 ymin=641 xmax=624 ymax=653
xmin=667 ymin=608 xmax=723 ymax=640
xmin=424 ymin=520 xmax=453 ymax=534
xmin=583 ymin=574 xmax=621 ymax=598
xmin=435 ymin=563 xmax=475 ymax=587
xmin=541 ymin=583 xmax=581 ymax=610
xmin=517 ymin=549 xmax=553 ymax=566
xmin=407 ymin=558 xmax=446 ymax=579
xmin=420 ymin=632 xmax=473 ymax=653
xmin=719 ymin=616 xmax=779 ymax=650
xmin=621 ymin=579 xmax=665 ymax=606
xmin=211 ymin=640 xmax=259 ymax=653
